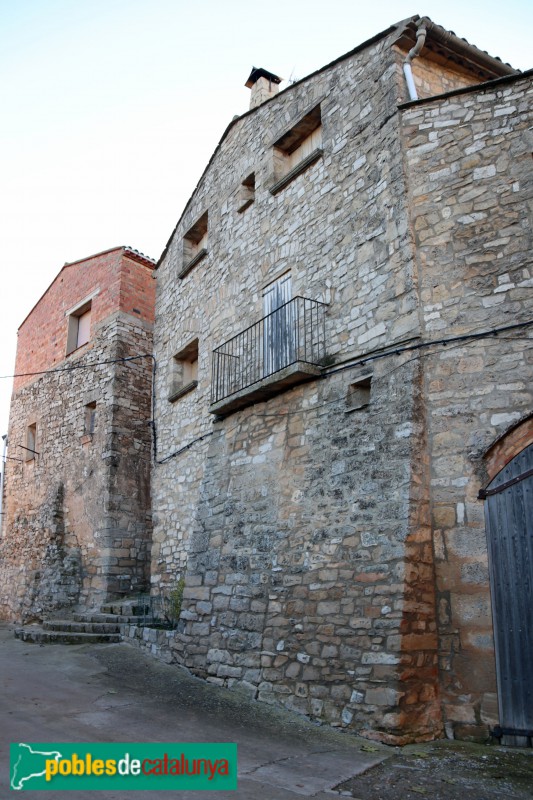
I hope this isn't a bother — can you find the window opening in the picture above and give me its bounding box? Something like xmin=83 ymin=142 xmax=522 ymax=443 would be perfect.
xmin=270 ymin=105 xmax=323 ymax=194
xmin=25 ymin=423 xmax=37 ymax=461
xmin=169 ymin=339 xmax=199 ymax=402
xmin=237 ymin=173 xmax=256 ymax=213
xmin=346 ymin=376 xmax=372 ymax=411
xmin=67 ymin=302 xmax=92 ymax=354
xmin=76 ymin=308 xmax=91 ymax=347
xmin=84 ymin=402 xmax=97 ymax=435
xmin=180 ymin=213 xmax=208 ymax=278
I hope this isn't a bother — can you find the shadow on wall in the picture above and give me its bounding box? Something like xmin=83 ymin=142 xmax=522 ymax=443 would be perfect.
xmin=0 ymin=483 xmax=82 ymax=623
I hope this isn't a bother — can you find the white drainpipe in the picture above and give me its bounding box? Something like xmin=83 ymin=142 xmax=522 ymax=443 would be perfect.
xmin=403 ymin=22 xmax=428 ymax=102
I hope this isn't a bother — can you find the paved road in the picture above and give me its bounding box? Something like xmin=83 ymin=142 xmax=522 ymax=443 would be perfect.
xmin=0 ymin=623 xmax=387 ymax=798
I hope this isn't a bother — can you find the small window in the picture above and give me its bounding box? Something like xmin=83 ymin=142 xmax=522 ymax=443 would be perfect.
xmin=169 ymin=339 xmax=199 ymax=402
xmin=237 ymin=173 xmax=255 ymax=213
xmin=25 ymin=423 xmax=37 ymax=461
xmin=180 ymin=212 xmax=208 ymax=279
xmin=84 ymin=401 xmax=97 ymax=435
xmin=270 ymin=105 xmax=323 ymax=195
xmin=67 ymin=302 xmax=92 ymax=354
xmin=346 ymin=376 xmax=372 ymax=412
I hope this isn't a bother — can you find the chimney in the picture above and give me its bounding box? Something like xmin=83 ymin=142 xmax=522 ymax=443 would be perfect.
xmin=245 ymin=67 xmax=282 ymax=109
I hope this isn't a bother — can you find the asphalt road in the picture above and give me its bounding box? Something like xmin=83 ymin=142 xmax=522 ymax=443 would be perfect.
xmin=2 ymin=624 xmax=532 ymax=799
xmin=0 ymin=623 xmax=386 ymax=798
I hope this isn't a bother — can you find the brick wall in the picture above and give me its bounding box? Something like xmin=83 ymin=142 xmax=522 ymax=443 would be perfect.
xmin=14 ymin=248 xmax=155 ymax=392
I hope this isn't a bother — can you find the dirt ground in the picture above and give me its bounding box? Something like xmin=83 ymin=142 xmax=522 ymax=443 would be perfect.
xmin=336 ymin=739 xmax=533 ymax=800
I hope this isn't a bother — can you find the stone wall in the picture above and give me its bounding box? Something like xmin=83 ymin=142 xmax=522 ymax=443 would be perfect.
xmin=122 ymin=623 xmax=174 ymax=664
xmin=171 ymin=359 xmax=443 ymax=744
xmin=152 ymin=23 xmax=529 ymax=744
xmin=151 ymin=27 xmax=464 ymax=744
xmin=0 ymin=482 xmax=82 ymax=621
xmin=401 ymin=73 xmax=533 ymax=738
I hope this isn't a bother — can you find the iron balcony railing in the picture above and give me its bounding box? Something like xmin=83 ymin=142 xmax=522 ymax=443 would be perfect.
xmin=211 ymin=296 xmax=327 ymax=405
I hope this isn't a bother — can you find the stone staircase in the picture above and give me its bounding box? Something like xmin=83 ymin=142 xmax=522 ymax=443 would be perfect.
xmin=14 ymin=600 xmax=147 ymax=645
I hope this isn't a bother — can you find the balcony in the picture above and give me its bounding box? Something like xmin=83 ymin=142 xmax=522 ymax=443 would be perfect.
xmin=210 ymin=296 xmax=327 ymax=416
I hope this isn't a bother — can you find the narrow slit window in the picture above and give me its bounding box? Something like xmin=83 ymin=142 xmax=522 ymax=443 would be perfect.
xmin=84 ymin=401 xmax=97 ymax=435
xmin=237 ymin=173 xmax=256 ymax=213
xmin=25 ymin=423 xmax=37 ymax=461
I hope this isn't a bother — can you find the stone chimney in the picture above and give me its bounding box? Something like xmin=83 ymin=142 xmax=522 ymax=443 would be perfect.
xmin=245 ymin=67 xmax=282 ymax=109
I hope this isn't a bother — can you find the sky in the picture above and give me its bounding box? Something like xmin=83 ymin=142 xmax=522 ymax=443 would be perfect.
xmin=0 ymin=0 xmax=532 ymax=441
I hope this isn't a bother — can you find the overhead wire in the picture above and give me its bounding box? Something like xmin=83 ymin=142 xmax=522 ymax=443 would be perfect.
xmin=3 ymin=319 xmax=532 ymax=466
xmin=0 ymin=353 xmax=153 ymax=381
xmin=155 ymin=320 xmax=533 ymax=461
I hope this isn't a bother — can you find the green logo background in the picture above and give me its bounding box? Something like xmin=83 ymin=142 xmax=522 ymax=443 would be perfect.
xmin=10 ymin=742 xmax=237 ymax=791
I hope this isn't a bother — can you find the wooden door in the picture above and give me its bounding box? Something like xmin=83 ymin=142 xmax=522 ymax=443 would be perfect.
xmin=483 ymin=442 xmax=533 ymax=745
xmin=262 ymin=273 xmax=295 ymax=376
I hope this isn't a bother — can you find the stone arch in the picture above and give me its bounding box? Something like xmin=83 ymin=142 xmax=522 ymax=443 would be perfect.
xmin=481 ymin=413 xmax=533 ymax=486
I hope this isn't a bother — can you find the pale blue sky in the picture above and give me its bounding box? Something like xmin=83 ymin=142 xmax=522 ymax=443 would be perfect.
xmin=1 ymin=0 xmax=532 ymax=437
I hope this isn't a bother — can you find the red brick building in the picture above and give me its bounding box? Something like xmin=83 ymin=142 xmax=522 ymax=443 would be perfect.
xmin=0 ymin=246 xmax=156 ymax=621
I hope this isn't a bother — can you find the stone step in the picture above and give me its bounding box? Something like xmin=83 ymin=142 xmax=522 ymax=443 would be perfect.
xmin=14 ymin=627 xmax=121 ymax=645
xmin=73 ymin=612 xmax=142 ymax=624
xmin=42 ymin=620 xmax=121 ymax=634
xmin=100 ymin=602 xmax=150 ymax=616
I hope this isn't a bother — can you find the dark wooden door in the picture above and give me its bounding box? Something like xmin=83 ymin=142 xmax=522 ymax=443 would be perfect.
xmin=484 ymin=442 xmax=533 ymax=745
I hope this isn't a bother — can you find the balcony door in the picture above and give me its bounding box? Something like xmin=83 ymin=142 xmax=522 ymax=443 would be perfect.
xmin=263 ymin=273 xmax=296 ymax=376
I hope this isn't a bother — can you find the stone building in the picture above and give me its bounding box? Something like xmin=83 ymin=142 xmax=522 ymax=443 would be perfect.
xmin=151 ymin=15 xmax=532 ymax=744
xmin=0 ymin=246 xmax=156 ymax=622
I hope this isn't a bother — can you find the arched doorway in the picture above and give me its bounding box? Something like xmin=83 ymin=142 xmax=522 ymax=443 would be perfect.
xmin=482 ymin=442 xmax=533 ymax=746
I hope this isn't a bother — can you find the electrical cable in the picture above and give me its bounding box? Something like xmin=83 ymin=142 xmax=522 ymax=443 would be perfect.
xmin=321 ymin=318 xmax=533 ymax=380
xmin=5 ymin=319 xmax=532 ymax=466
xmin=0 ymin=353 xmax=153 ymax=381
xmin=155 ymin=325 xmax=533 ymax=461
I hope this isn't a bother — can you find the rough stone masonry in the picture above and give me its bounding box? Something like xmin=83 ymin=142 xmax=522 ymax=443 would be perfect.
xmin=150 ymin=17 xmax=532 ymax=744
xmin=0 ymin=247 xmax=156 ymax=621
xmin=2 ymin=15 xmax=531 ymax=747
